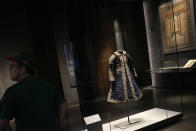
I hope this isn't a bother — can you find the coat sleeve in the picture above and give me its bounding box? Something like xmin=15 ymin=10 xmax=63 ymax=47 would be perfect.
xmin=127 ymin=54 xmax=137 ymax=77
xmin=109 ymin=54 xmax=116 ymax=81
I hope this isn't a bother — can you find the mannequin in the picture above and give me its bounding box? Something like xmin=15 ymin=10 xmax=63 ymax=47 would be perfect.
xmin=107 ymin=50 xmax=143 ymax=126
xmin=109 ymin=19 xmax=143 ymax=126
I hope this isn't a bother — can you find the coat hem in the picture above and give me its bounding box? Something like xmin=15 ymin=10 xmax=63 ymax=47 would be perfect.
xmin=107 ymin=93 xmax=143 ymax=103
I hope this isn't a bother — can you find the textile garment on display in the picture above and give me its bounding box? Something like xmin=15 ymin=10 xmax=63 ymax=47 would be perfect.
xmin=107 ymin=50 xmax=143 ymax=103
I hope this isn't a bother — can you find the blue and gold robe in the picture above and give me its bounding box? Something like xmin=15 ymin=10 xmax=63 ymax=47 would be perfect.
xmin=107 ymin=50 xmax=143 ymax=103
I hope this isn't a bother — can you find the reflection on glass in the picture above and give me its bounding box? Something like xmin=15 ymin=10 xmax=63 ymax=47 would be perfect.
xmin=64 ymin=41 xmax=77 ymax=88
xmin=114 ymin=19 xmax=124 ymax=50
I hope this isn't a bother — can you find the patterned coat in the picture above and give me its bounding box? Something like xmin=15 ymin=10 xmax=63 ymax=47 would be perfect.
xmin=107 ymin=50 xmax=143 ymax=103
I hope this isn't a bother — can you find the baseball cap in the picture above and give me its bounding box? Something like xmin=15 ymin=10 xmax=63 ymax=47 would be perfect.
xmin=5 ymin=52 xmax=37 ymax=69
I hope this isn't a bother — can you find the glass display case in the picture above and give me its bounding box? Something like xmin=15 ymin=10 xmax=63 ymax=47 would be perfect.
xmin=58 ymin=1 xmax=187 ymax=130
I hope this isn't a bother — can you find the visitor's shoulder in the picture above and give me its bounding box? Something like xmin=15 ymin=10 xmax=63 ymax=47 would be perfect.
xmin=3 ymin=83 xmax=20 ymax=95
xmin=38 ymin=79 xmax=55 ymax=88
xmin=8 ymin=82 xmax=21 ymax=90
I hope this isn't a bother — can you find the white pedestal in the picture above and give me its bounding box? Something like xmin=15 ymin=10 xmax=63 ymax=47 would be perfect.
xmin=82 ymin=108 xmax=182 ymax=131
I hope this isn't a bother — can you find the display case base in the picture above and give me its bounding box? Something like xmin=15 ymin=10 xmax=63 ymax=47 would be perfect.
xmin=114 ymin=118 xmax=145 ymax=129
xmin=82 ymin=108 xmax=183 ymax=131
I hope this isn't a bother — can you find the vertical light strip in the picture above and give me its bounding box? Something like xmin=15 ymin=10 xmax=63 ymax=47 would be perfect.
xmin=114 ymin=19 xmax=124 ymax=50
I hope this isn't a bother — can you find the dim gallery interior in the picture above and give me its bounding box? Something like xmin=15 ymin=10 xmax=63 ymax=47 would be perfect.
xmin=1 ymin=0 xmax=196 ymax=130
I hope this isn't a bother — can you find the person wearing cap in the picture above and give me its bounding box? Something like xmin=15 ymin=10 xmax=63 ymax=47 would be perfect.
xmin=0 ymin=52 xmax=67 ymax=131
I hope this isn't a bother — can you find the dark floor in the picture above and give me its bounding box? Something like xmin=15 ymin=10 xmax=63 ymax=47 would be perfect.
xmin=66 ymin=87 xmax=196 ymax=131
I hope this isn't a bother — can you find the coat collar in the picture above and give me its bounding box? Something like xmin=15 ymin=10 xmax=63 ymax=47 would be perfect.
xmin=114 ymin=50 xmax=127 ymax=56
